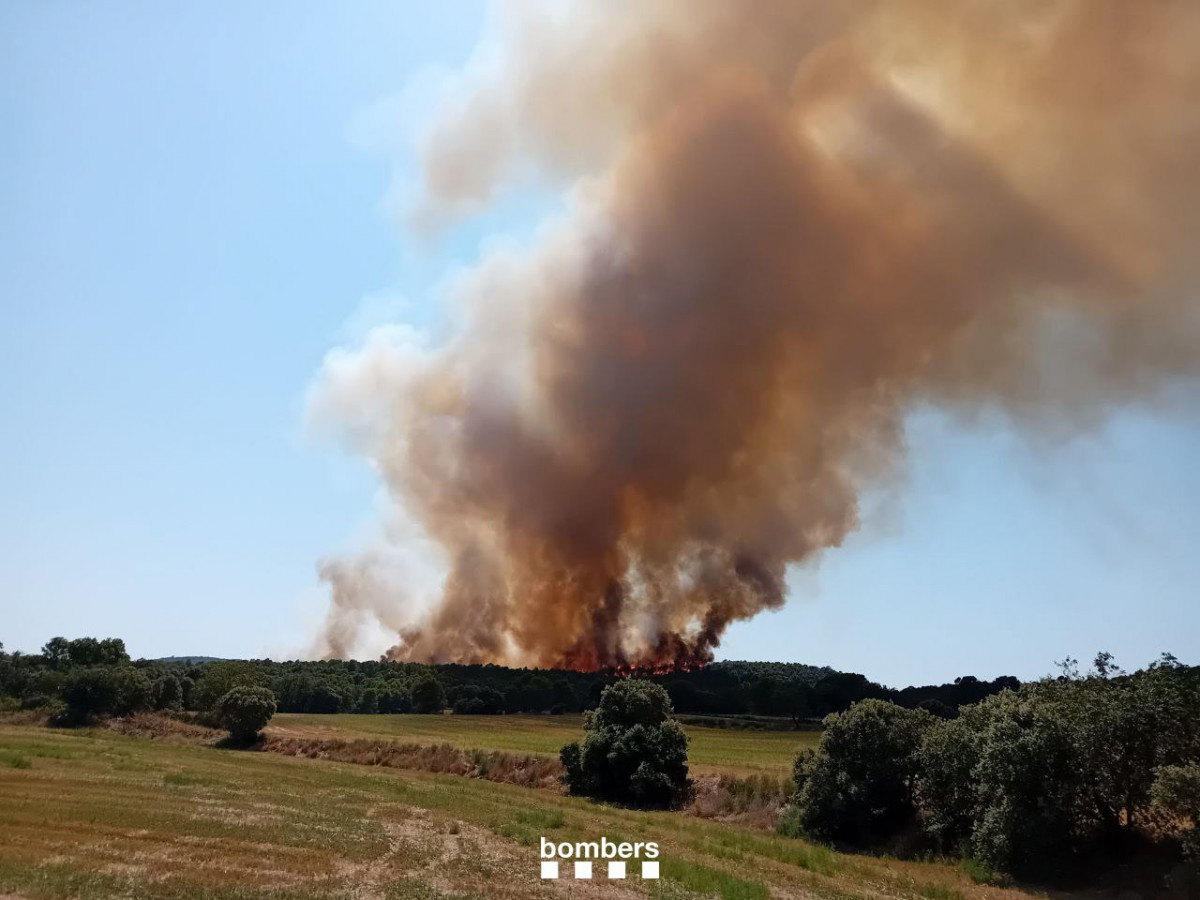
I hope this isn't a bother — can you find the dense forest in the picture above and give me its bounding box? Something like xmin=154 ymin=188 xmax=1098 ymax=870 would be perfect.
xmin=0 ymin=635 xmax=1018 ymax=721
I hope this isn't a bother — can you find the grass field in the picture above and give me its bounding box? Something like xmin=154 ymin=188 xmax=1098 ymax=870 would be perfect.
xmin=0 ymin=723 xmax=1038 ymax=900
xmin=268 ymin=714 xmax=817 ymax=777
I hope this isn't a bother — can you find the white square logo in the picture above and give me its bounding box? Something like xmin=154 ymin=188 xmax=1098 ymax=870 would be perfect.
xmin=641 ymin=860 xmax=660 ymax=879
xmin=574 ymin=861 xmax=592 ymax=879
xmin=607 ymin=861 xmax=626 ymax=879
xmin=540 ymin=861 xmax=559 ymax=879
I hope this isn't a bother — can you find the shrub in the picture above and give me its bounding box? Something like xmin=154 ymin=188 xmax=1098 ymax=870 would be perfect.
xmin=411 ymin=676 xmax=446 ymax=714
xmin=560 ymin=679 xmax=690 ymax=808
xmin=791 ymin=699 xmax=931 ymax=845
xmin=215 ymin=686 xmax=277 ymax=741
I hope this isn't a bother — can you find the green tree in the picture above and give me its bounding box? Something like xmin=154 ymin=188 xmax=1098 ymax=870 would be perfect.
xmin=41 ymin=637 xmax=71 ymax=669
xmin=66 ymin=638 xmax=105 ymax=667
xmin=560 ymin=679 xmax=690 ymax=809
xmin=790 ymin=699 xmax=931 ymax=845
xmin=215 ymin=686 xmax=277 ymax=742
xmin=97 ymin=638 xmax=129 ymax=665
xmin=151 ymin=673 xmax=184 ymax=711
xmin=60 ymin=672 xmax=120 ymax=724
xmin=411 ymin=676 xmax=446 ymax=714
xmin=109 ymin=667 xmax=152 ymax=715
xmin=194 ymin=661 xmax=263 ymax=710
xmin=1153 ymin=764 xmax=1200 ymax=857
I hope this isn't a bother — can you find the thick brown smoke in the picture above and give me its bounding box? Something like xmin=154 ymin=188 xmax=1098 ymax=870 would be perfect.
xmin=311 ymin=0 xmax=1200 ymax=668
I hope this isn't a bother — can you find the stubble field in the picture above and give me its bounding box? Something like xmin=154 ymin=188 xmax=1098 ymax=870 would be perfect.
xmin=0 ymin=720 xmax=1047 ymax=900
xmin=267 ymin=714 xmax=818 ymax=777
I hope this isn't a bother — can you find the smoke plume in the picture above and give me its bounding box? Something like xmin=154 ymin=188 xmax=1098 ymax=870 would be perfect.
xmin=310 ymin=0 xmax=1200 ymax=668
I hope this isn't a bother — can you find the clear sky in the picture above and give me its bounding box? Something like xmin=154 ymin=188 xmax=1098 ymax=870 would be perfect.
xmin=3 ymin=2 xmax=1197 ymax=688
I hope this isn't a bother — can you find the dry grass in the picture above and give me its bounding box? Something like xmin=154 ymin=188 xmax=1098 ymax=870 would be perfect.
xmin=262 ymin=735 xmax=563 ymax=790
xmin=688 ymin=773 xmax=791 ymax=829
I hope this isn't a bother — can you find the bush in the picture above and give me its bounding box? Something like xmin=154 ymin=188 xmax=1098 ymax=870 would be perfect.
xmin=791 ymin=699 xmax=931 ymax=845
xmin=215 ymin=686 xmax=277 ymax=741
xmin=411 ymin=676 xmax=446 ymax=714
xmin=560 ymin=679 xmax=690 ymax=808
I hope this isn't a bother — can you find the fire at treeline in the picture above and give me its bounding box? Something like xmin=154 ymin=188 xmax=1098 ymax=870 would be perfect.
xmin=1 ymin=636 xmax=1029 ymax=721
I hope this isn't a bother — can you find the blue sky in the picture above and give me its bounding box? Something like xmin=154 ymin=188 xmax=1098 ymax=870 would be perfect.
xmin=2 ymin=2 xmax=1197 ymax=687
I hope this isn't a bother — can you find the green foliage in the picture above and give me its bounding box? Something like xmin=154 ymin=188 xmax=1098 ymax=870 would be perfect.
xmin=194 ymin=661 xmax=264 ymax=711
xmin=215 ymin=685 xmax=277 ymax=741
xmin=786 ymin=653 xmax=1200 ymax=881
xmin=108 ymin=666 xmax=152 ymax=715
xmin=60 ymin=666 xmax=150 ymax=722
xmin=40 ymin=637 xmax=71 ymax=669
xmin=560 ymin=679 xmax=690 ymax=808
xmin=929 ymin=657 xmax=1200 ymax=877
xmin=791 ymin=699 xmax=931 ymax=845
xmin=410 ymin=676 xmax=446 ymax=714
xmin=1153 ymin=764 xmax=1200 ymax=856
xmin=917 ymin=706 xmax=985 ymax=851
xmin=151 ymin=673 xmax=184 ymax=710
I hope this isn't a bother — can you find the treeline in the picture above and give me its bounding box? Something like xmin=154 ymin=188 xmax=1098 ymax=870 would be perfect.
xmin=0 ymin=636 xmax=1017 ymax=721
xmin=783 ymin=653 xmax=1200 ymax=882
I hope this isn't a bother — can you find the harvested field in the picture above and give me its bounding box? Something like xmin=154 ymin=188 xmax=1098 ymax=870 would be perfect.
xmin=268 ymin=713 xmax=816 ymax=777
xmin=0 ymin=722 xmax=1043 ymax=900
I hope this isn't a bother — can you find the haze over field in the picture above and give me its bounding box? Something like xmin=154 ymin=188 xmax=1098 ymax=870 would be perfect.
xmin=310 ymin=1 xmax=1200 ymax=669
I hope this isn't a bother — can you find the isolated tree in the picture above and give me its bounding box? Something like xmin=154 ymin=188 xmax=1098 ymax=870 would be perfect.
xmin=560 ymin=679 xmax=690 ymax=808
xmin=411 ymin=676 xmax=446 ymax=714
xmin=216 ymin=686 xmax=277 ymax=742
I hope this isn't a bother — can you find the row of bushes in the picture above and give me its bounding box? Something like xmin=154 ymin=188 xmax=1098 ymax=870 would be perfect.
xmin=782 ymin=654 xmax=1200 ymax=879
